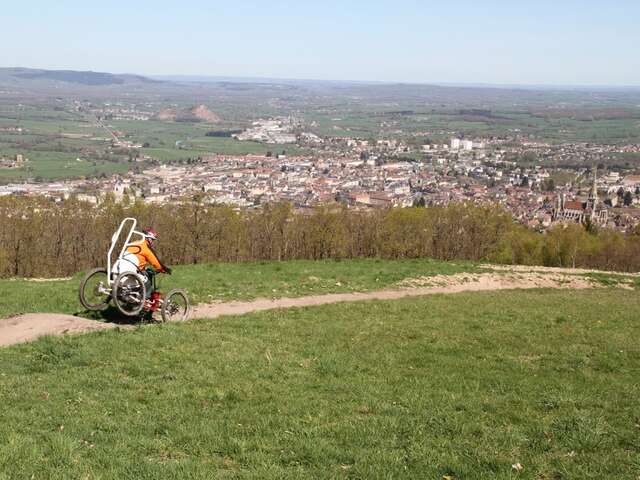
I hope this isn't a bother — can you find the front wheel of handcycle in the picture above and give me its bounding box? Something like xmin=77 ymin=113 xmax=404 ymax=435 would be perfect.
xmin=161 ymin=289 xmax=190 ymax=322
xmin=79 ymin=268 xmax=111 ymax=311
xmin=113 ymin=272 xmax=147 ymax=317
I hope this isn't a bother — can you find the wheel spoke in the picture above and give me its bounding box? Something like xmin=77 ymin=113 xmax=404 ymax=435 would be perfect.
xmin=161 ymin=290 xmax=189 ymax=322
xmin=79 ymin=268 xmax=111 ymax=311
xmin=113 ymin=273 xmax=146 ymax=316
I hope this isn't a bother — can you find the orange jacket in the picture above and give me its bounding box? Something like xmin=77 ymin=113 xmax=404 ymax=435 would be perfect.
xmin=126 ymin=240 xmax=164 ymax=272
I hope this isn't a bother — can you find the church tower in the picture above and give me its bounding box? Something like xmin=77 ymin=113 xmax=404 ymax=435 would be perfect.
xmin=587 ymin=167 xmax=598 ymax=219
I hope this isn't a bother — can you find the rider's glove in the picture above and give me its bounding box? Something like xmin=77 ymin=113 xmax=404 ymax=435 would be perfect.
xmin=165 ymin=267 xmax=173 ymax=275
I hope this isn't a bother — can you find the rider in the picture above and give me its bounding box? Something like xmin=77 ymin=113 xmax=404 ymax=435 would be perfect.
xmin=123 ymin=228 xmax=171 ymax=297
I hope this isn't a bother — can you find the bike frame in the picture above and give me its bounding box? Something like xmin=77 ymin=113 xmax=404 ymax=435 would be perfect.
xmin=107 ymin=217 xmax=146 ymax=286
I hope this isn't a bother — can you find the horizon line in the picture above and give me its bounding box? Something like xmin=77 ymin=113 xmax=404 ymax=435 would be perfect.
xmin=4 ymin=66 xmax=640 ymax=91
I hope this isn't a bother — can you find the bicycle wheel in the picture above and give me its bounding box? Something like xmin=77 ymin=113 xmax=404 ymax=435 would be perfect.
xmin=113 ymin=272 xmax=146 ymax=317
xmin=79 ymin=268 xmax=111 ymax=311
xmin=161 ymin=289 xmax=190 ymax=322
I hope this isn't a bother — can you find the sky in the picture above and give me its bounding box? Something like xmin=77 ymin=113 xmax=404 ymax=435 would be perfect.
xmin=3 ymin=0 xmax=639 ymax=86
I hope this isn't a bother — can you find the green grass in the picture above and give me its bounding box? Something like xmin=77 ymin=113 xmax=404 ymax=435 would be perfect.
xmin=0 ymin=289 xmax=638 ymax=478
xmin=0 ymin=258 xmax=481 ymax=319
xmin=585 ymin=272 xmax=640 ymax=288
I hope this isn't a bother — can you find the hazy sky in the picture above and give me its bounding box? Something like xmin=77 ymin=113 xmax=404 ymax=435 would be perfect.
xmin=3 ymin=0 xmax=639 ymax=85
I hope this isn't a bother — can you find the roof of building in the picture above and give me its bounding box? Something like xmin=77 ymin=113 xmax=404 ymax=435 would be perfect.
xmin=564 ymin=201 xmax=585 ymax=211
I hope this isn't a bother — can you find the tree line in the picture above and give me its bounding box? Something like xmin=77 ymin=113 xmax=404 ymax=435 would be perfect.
xmin=1 ymin=195 xmax=640 ymax=278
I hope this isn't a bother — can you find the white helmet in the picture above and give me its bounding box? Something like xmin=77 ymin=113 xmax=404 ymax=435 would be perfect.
xmin=143 ymin=228 xmax=158 ymax=243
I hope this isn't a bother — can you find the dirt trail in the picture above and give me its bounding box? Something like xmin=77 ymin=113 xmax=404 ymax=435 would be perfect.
xmin=0 ymin=270 xmax=633 ymax=348
xmin=189 ymin=271 xmax=599 ymax=318
xmin=0 ymin=314 xmax=131 ymax=347
xmin=480 ymin=264 xmax=640 ymax=277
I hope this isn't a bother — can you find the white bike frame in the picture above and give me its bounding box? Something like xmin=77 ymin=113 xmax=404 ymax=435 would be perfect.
xmin=107 ymin=217 xmax=146 ymax=286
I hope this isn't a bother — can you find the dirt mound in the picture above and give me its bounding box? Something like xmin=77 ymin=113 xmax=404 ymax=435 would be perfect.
xmin=190 ymin=104 xmax=220 ymax=123
xmin=155 ymin=108 xmax=178 ymax=121
xmin=394 ymin=272 xmax=596 ymax=289
xmin=154 ymin=105 xmax=221 ymax=123
xmin=480 ymin=264 xmax=640 ymax=277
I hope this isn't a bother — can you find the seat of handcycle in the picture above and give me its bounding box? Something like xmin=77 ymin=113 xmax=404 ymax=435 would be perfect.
xmin=112 ymin=252 xmax=143 ymax=278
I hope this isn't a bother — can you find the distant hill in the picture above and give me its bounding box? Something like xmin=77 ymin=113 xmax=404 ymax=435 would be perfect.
xmin=0 ymin=67 xmax=159 ymax=86
xmin=155 ymin=104 xmax=221 ymax=123
xmin=2 ymin=67 xmax=639 ymax=113
xmin=191 ymin=105 xmax=221 ymax=123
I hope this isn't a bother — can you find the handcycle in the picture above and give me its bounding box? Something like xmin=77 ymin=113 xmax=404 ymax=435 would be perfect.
xmin=78 ymin=218 xmax=190 ymax=322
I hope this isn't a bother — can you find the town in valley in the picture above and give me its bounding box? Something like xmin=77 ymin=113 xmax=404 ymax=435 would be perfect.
xmin=2 ymin=67 xmax=640 ymax=232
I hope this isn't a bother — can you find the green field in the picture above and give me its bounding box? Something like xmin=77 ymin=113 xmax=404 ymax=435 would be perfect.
xmin=116 ymin=119 xmax=304 ymax=160
xmin=0 ymin=107 xmax=302 ymax=181
xmin=0 ymin=148 xmax=128 ymax=180
xmin=140 ymin=139 xmax=301 ymax=163
xmin=303 ymin=109 xmax=640 ymax=145
xmin=0 ymin=107 xmax=125 ymax=180
xmin=2 ymin=95 xmax=640 ymax=182
xmin=0 ymin=288 xmax=638 ymax=478
xmin=0 ymin=258 xmax=480 ymax=320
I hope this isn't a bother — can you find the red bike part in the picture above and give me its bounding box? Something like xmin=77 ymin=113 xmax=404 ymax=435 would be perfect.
xmin=144 ymin=292 xmax=163 ymax=312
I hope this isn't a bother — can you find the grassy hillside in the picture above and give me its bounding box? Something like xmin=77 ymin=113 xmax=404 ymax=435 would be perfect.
xmin=0 ymin=289 xmax=638 ymax=478
xmin=0 ymin=258 xmax=480 ymax=319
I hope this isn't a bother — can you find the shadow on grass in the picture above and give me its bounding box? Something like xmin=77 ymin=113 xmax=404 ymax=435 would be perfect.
xmin=79 ymin=306 xmax=155 ymax=325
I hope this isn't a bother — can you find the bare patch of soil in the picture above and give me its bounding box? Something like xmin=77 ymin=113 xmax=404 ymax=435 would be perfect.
xmin=0 ymin=314 xmax=131 ymax=347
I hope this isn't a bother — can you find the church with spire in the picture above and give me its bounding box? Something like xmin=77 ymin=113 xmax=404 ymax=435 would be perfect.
xmin=552 ymin=168 xmax=608 ymax=226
